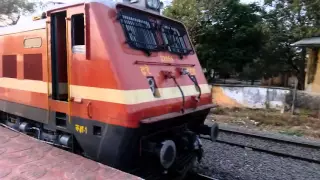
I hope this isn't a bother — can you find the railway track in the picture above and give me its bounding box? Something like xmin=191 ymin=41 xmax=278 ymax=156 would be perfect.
xmin=201 ymin=125 xmax=320 ymax=164
xmin=184 ymin=172 xmax=219 ymax=180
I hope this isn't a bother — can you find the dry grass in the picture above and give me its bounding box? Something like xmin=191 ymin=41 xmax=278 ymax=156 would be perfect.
xmin=209 ymin=107 xmax=320 ymax=139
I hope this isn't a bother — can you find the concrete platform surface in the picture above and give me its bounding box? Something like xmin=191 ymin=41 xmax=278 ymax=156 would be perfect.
xmin=0 ymin=126 xmax=143 ymax=180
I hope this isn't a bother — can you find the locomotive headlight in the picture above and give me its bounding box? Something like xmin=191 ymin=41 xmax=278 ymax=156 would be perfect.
xmin=147 ymin=77 xmax=156 ymax=94
xmin=147 ymin=77 xmax=159 ymax=97
xmin=146 ymin=0 xmax=161 ymax=10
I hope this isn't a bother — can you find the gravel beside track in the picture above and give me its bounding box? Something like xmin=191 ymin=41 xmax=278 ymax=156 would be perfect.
xmin=194 ymin=120 xmax=320 ymax=180
xmin=194 ymin=140 xmax=320 ymax=180
xmin=217 ymin=131 xmax=320 ymax=162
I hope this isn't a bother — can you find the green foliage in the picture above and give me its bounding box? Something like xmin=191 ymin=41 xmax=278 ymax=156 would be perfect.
xmin=163 ymin=0 xmax=320 ymax=87
xmin=261 ymin=0 xmax=320 ymax=88
xmin=0 ymin=0 xmax=35 ymax=25
xmin=264 ymin=0 xmax=320 ymax=37
xmin=164 ymin=0 xmax=264 ymax=80
xmin=163 ymin=0 xmax=211 ymax=45
xmin=239 ymin=59 xmax=264 ymax=84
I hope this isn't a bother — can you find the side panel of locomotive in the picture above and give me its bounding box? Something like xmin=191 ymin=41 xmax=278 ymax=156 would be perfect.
xmin=0 ymin=2 xmax=143 ymax=170
xmin=0 ymin=1 xmax=217 ymax=178
xmin=42 ymin=2 xmax=138 ymax=168
xmin=0 ymin=25 xmax=49 ymax=123
xmin=64 ymin=2 xmax=216 ymax=174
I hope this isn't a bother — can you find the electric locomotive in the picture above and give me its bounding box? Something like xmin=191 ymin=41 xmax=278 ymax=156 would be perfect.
xmin=0 ymin=0 xmax=218 ymax=179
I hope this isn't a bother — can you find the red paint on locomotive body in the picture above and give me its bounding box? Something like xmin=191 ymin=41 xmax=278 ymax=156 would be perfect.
xmin=0 ymin=1 xmax=212 ymax=128
xmin=0 ymin=1 xmax=216 ymax=177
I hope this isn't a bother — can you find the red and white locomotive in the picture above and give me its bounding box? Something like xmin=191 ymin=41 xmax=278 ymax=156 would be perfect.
xmin=0 ymin=0 xmax=218 ymax=179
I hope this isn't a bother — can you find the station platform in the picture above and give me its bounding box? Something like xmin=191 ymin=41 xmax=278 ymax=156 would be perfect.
xmin=0 ymin=126 xmax=142 ymax=180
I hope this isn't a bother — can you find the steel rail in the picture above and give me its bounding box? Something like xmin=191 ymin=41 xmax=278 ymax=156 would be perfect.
xmin=200 ymin=126 xmax=320 ymax=164
xmin=184 ymin=172 xmax=218 ymax=180
xmin=215 ymin=139 xmax=320 ymax=164
xmin=218 ymin=126 xmax=320 ymax=149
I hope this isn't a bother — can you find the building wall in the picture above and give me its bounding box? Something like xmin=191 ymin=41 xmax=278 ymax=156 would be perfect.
xmin=305 ymin=48 xmax=320 ymax=93
xmin=211 ymin=85 xmax=291 ymax=109
xmin=211 ymin=84 xmax=320 ymax=113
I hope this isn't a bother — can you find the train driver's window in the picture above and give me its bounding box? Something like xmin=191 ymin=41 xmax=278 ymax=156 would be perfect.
xmin=71 ymin=13 xmax=85 ymax=53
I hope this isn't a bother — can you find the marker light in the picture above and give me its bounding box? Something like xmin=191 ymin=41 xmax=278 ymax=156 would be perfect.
xmin=147 ymin=76 xmax=159 ymax=97
xmin=146 ymin=0 xmax=161 ymax=10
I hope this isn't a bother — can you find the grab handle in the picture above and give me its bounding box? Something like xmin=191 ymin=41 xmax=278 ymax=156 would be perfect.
xmin=180 ymin=68 xmax=201 ymax=102
xmin=162 ymin=70 xmax=185 ymax=113
xmin=87 ymin=102 xmax=92 ymax=118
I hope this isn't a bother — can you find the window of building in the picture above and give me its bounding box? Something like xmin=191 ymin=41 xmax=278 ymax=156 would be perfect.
xmin=71 ymin=14 xmax=85 ymax=46
xmin=24 ymin=37 xmax=42 ymax=48
xmin=24 ymin=54 xmax=43 ymax=81
xmin=2 ymin=55 xmax=17 ymax=78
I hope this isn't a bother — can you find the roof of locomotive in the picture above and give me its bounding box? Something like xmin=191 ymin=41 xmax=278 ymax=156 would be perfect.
xmin=0 ymin=0 xmax=117 ymax=36
xmin=46 ymin=0 xmax=117 ymax=12
xmin=0 ymin=19 xmax=46 ymax=36
xmin=0 ymin=0 xmax=183 ymax=36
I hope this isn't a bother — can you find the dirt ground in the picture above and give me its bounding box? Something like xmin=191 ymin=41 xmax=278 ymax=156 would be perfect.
xmin=208 ymin=107 xmax=320 ymax=140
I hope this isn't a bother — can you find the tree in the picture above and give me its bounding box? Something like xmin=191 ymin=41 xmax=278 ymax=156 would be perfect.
xmin=239 ymin=59 xmax=265 ymax=85
xmin=0 ymin=0 xmax=35 ymax=26
xmin=164 ymin=0 xmax=265 ymax=82
xmin=261 ymin=0 xmax=320 ymax=89
xmin=163 ymin=0 xmax=208 ymax=45
xmin=164 ymin=0 xmax=319 ymax=88
xmin=202 ymin=0 xmax=264 ymax=72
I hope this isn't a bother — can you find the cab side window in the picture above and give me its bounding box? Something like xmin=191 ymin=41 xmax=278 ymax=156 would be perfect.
xmin=71 ymin=13 xmax=85 ymax=53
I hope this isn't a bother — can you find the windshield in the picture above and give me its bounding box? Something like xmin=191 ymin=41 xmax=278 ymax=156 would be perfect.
xmin=161 ymin=22 xmax=193 ymax=55
xmin=117 ymin=7 xmax=194 ymax=57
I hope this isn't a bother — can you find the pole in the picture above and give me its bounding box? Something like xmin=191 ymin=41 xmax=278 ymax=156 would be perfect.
xmin=291 ymin=79 xmax=298 ymax=115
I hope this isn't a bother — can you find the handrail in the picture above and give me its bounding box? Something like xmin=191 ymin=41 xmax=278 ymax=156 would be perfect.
xmin=66 ymin=17 xmax=72 ymax=124
xmin=46 ymin=20 xmax=51 ymax=122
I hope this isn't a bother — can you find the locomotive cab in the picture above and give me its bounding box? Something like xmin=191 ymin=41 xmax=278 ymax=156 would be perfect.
xmin=0 ymin=0 xmax=218 ymax=179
